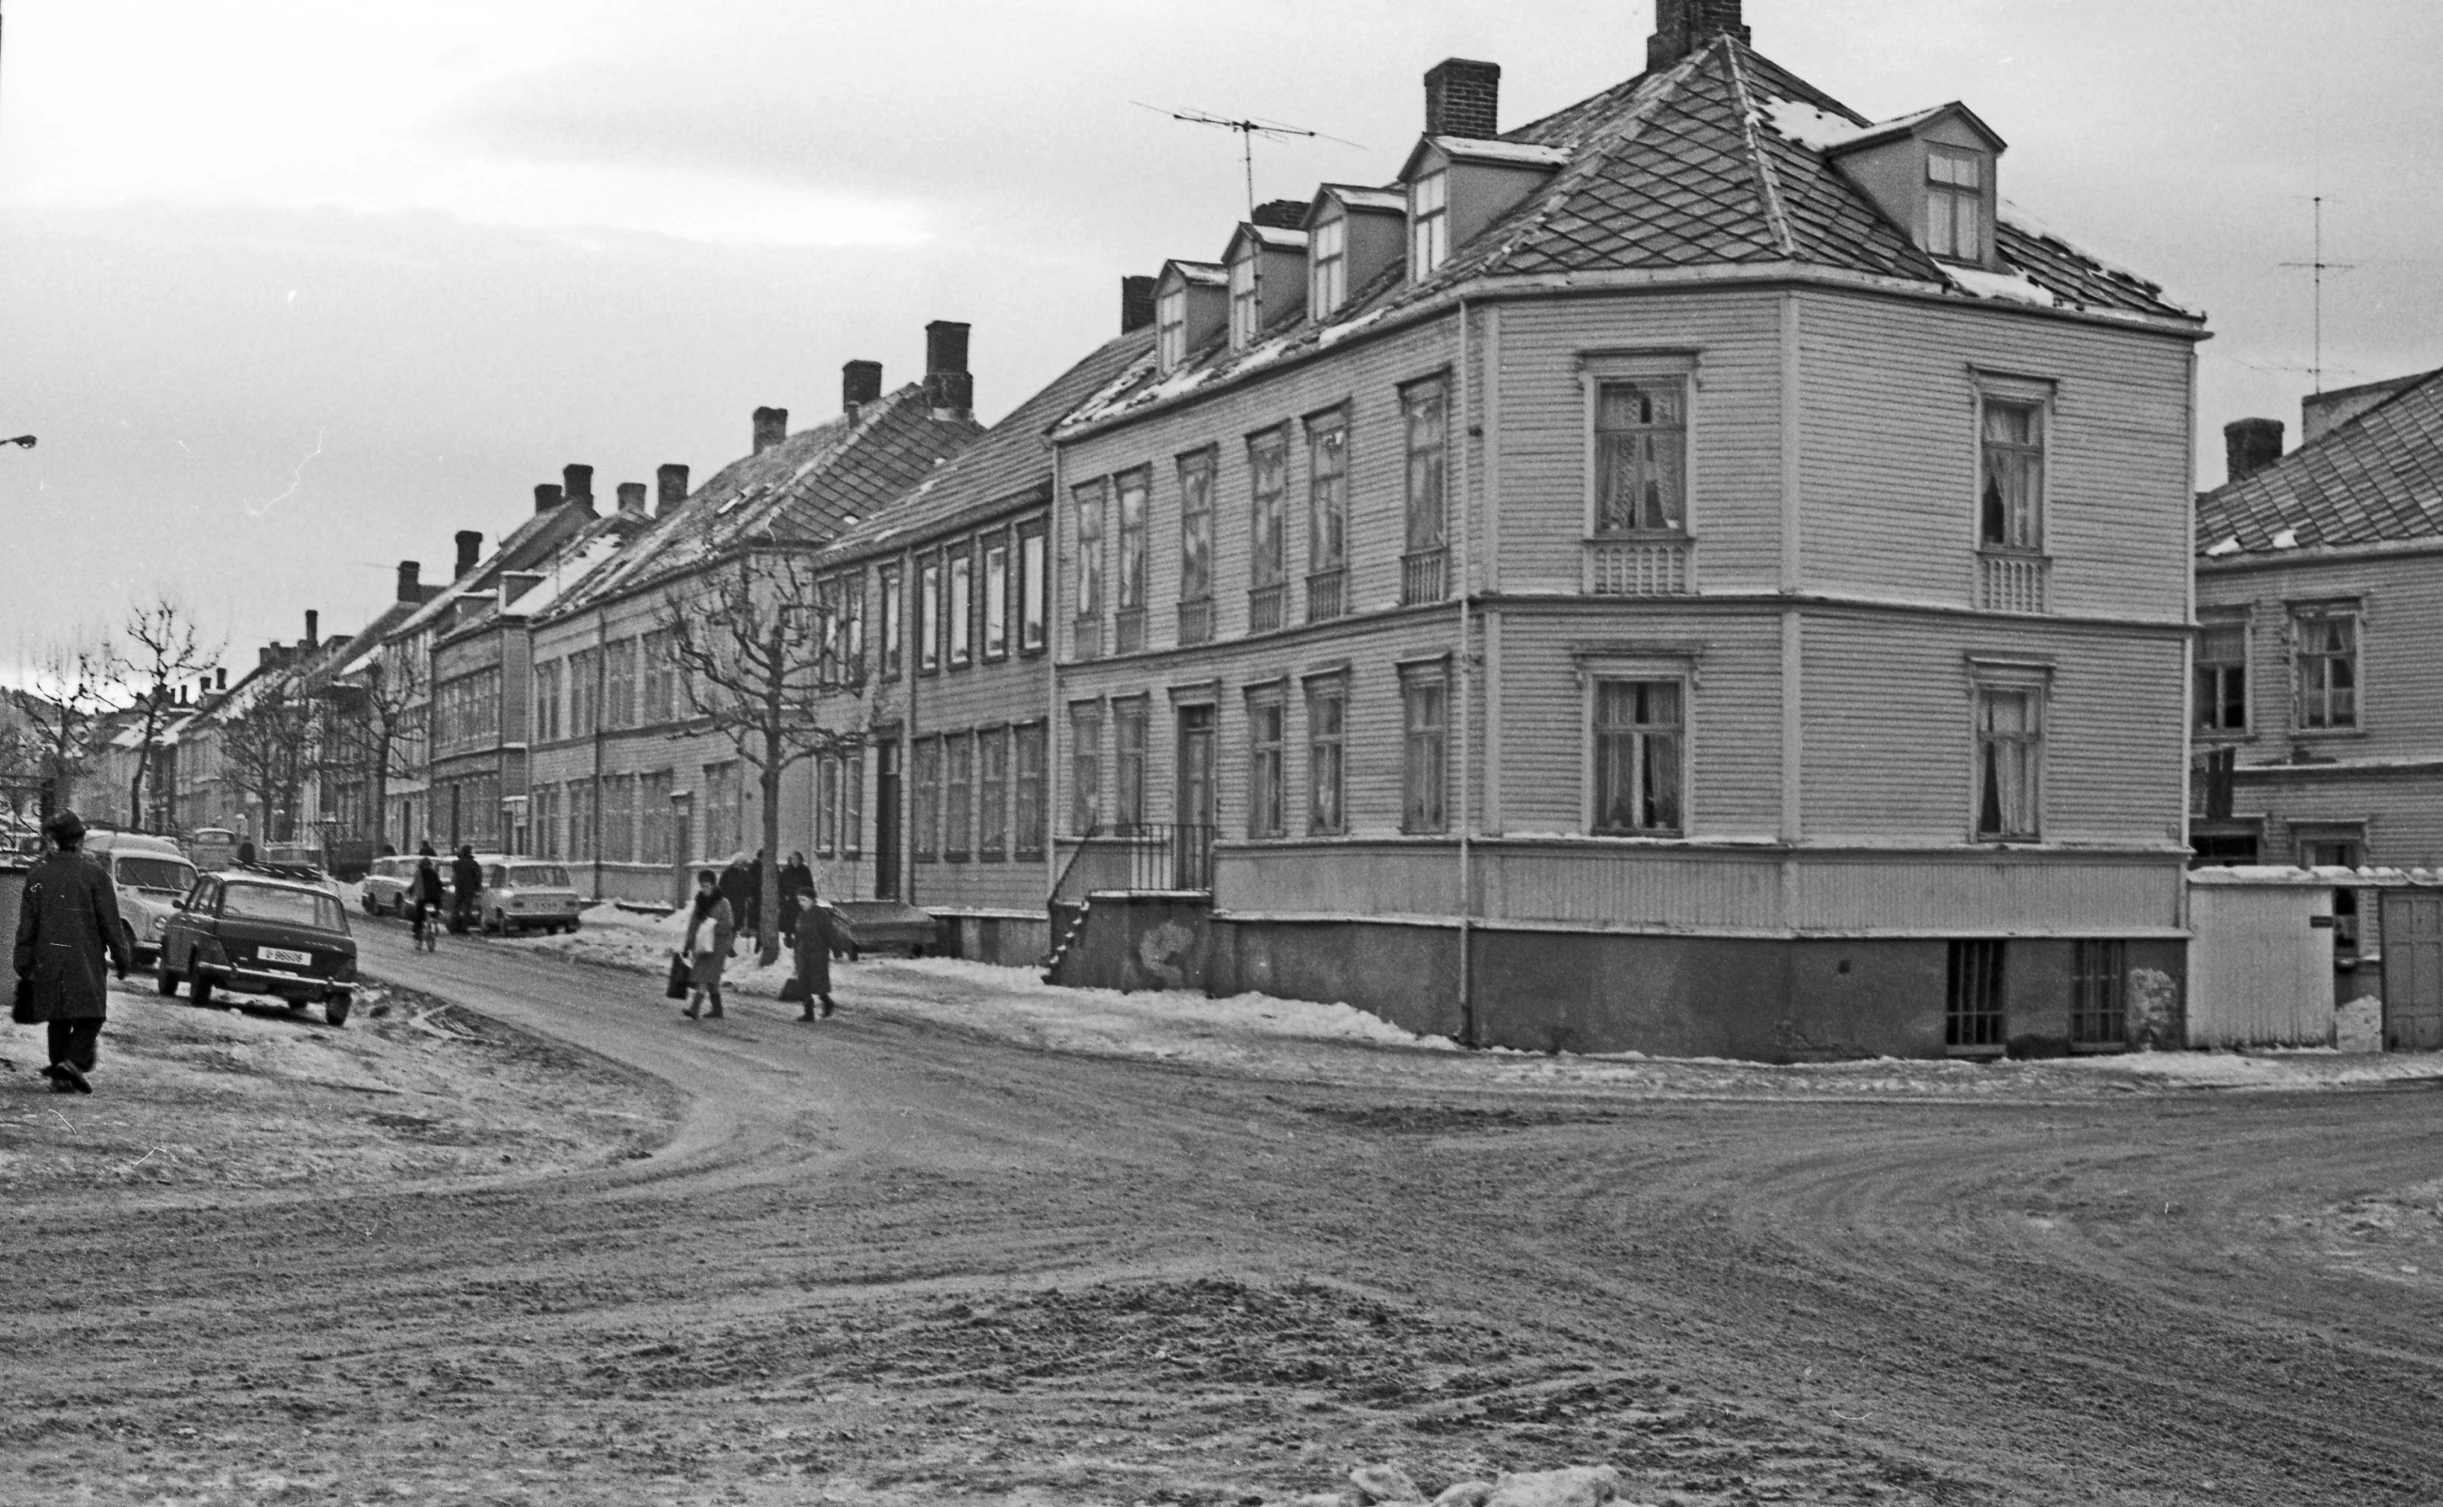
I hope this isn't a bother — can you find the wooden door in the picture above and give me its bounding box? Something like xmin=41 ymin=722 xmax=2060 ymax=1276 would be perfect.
xmin=2382 ymin=891 xmax=2443 ymax=1051
xmin=1175 ymin=705 xmax=1214 ymax=890
xmin=874 ymin=738 xmax=902 ymax=901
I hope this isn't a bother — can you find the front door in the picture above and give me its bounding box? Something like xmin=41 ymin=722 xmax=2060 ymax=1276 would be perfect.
xmin=874 ymin=736 xmax=902 ymax=900
xmin=2383 ymin=891 xmax=2443 ymax=1050
xmin=1175 ymin=705 xmax=1214 ymax=890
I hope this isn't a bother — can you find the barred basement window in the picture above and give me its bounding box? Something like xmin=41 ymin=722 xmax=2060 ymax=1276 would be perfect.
xmin=1946 ymin=939 xmax=2005 ymax=1052
xmin=2070 ymin=939 xmax=2126 ymax=1047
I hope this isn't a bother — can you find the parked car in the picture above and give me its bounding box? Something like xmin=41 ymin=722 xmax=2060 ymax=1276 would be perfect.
xmin=156 ymin=870 xmax=359 ymax=1026
xmin=822 ymin=900 xmax=934 ymax=959
xmin=361 ymin=855 xmax=415 ymax=915
xmin=472 ymin=859 xmax=584 ymax=935
xmin=79 ymin=830 xmax=198 ymax=965
xmin=186 ymin=827 xmax=240 ymax=873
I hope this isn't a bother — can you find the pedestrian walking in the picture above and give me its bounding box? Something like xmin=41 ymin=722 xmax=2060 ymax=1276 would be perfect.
xmin=11 ymin=810 xmax=134 ymax=1095
xmin=717 ymin=853 xmax=755 ymax=956
xmin=236 ymin=837 xmax=256 ymax=867
xmin=681 ymin=869 xmax=734 ymax=1020
xmin=410 ymin=843 xmax=445 ymax=951
xmin=450 ymin=844 xmax=482 ymax=934
xmin=791 ymin=883 xmax=837 ymax=1022
xmin=777 ymin=851 xmax=813 ymax=941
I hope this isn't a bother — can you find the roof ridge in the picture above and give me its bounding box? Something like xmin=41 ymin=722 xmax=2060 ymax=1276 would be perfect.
xmin=1719 ymin=41 xmax=1799 ymax=259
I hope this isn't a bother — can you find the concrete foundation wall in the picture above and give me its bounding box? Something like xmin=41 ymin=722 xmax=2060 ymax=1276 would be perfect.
xmin=935 ymin=912 xmax=1050 ymax=969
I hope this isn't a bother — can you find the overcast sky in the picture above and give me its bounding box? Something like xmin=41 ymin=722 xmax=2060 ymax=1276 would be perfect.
xmin=4 ymin=0 xmax=2438 ymax=678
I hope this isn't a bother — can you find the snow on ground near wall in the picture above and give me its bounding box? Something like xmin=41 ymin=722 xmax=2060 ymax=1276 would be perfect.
xmin=486 ymin=903 xmax=2443 ymax=1099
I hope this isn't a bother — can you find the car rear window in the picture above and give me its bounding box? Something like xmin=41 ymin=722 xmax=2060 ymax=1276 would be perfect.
xmin=510 ymin=865 xmax=572 ymax=888
xmin=119 ymin=857 xmax=197 ymax=893
xmin=221 ymin=884 xmax=346 ymax=932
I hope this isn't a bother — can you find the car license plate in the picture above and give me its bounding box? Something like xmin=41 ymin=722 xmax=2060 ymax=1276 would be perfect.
xmin=258 ymin=947 xmax=313 ymax=966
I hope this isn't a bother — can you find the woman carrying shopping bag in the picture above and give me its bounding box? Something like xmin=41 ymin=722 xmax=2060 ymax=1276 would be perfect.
xmin=680 ymin=868 xmax=734 ymax=1020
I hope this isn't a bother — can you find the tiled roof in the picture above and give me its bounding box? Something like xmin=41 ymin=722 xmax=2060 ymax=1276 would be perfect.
xmin=1061 ymin=36 xmax=2197 ymax=435
xmin=542 ymin=384 xmax=983 ymax=619
xmin=2196 ymin=370 xmax=2443 ymax=560
xmin=823 ymin=329 xmax=1156 ymax=561
xmin=390 ymin=498 xmax=599 ymax=641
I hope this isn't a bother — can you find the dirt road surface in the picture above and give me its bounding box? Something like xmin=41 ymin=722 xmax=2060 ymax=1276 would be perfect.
xmin=7 ymin=922 xmax=2443 ymax=1506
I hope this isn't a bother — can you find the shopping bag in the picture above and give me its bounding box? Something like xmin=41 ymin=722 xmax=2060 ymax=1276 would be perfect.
xmin=664 ymin=953 xmax=691 ymax=1000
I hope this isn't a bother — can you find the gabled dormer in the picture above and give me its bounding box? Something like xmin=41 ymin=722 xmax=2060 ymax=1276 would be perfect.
xmin=1222 ymin=220 xmax=1309 ymax=350
xmin=1304 ymin=185 xmax=1405 ymax=319
xmin=1153 ymin=259 xmax=1227 ymax=373
xmin=1826 ymin=103 xmax=2007 ymax=270
xmin=1398 ymin=135 xmax=1568 ymax=282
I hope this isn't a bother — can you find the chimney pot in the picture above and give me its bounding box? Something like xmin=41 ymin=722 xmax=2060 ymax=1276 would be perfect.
xmin=396 ymin=560 xmax=422 ymax=603
xmin=1647 ymin=0 xmax=1749 ymax=72
xmin=560 ymin=464 xmax=593 ymax=507
xmin=2225 ymin=418 xmax=2285 ymax=486
xmin=616 ymin=481 xmax=647 ymax=514
xmin=656 ymin=462 xmax=690 ymax=514
xmin=216 ymin=667 xmax=227 ymax=691
xmin=752 ymin=407 xmax=788 ymax=454
xmin=454 ymin=530 xmax=483 ymax=578
xmin=842 ymin=359 xmax=884 ymax=417
xmin=1424 ymin=58 xmax=1502 ymax=139
xmin=924 ymin=320 xmax=973 ymax=417
xmin=1121 ymin=275 xmax=1157 ymax=335
xmin=304 ymin=610 xmax=318 ymax=649
xmin=533 ymin=483 xmax=564 ymax=514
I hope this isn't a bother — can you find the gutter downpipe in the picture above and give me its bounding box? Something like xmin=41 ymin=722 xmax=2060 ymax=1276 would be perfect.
xmin=592 ymin=606 xmax=606 ymax=902
xmin=1456 ymin=296 xmax=1476 ymax=1050
xmin=1048 ymin=445 xmax=1064 ymax=915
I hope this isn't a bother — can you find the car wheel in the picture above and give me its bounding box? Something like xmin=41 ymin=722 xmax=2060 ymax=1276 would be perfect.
xmin=190 ymin=971 xmax=216 ymax=1008
xmin=324 ymin=994 xmax=351 ymax=1028
xmin=362 ymin=892 xmax=375 ymax=913
xmin=155 ymin=961 xmax=179 ymax=996
xmin=486 ymin=909 xmax=504 ymax=936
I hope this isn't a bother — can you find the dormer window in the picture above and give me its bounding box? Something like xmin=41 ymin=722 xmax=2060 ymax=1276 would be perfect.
xmin=1409 ymin=169 xmax=1449 ymax=279
xmin=1228 ymin=248 xmax=1259 ymax=350
xmin=1310 ymin=216 xmax=1346 ymax=317
xmin=1157 ymin=284 xmax=1187 ymax=372
xmin=1925 ymin=146 xmax=1986 ymax=262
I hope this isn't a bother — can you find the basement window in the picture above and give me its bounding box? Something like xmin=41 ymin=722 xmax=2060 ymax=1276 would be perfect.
xmin=1946 ymin=939 xmax=2006 ymax=1054
xmin=2069 ymin=939 xmax=2127 ymax=1049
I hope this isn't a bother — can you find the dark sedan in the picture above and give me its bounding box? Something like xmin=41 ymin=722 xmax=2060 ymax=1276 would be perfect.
xmin=156 ymin=872 xmax=359 ymax=1026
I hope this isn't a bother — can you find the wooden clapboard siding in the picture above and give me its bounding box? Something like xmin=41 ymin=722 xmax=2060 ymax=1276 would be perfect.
xmin=1801 ymin=610 xmax=2185 ymax=847
xmin=1786 ymin=850 xmax=2181 ymax=934
xmin=1488 ymin=604 xmax=1782 ymax=839
xmin=2199 ymin=550 xmax=2443 ymax=767
xmin=1491 ymin=292 xmax=1786 ymax=593
xmin=1796 ymin=291 xmax=2191 ymax=619
xmin=2229 ymin=767 xmax=2443 ymax=869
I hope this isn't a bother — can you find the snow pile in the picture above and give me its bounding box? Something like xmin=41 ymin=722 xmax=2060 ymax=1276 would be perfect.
xmin=1285 ymin=1461 xmax=1644 ymax=1507
xmin=1758 ymin=97 xmax=1869 ymax=151
xmin=1944 ymin=265 xmax=2060 ymax=308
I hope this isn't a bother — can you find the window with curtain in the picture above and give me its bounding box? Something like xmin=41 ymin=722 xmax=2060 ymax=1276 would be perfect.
xmin=1592 ymin=679 xmax=1684 ymax=835
xmin=1974 ymin=685 xmax=2042 ymax=840
xmin=1595 ymin=380 xmax=1686 ymax=533
xmin=1979 ymin=399 xmax=2044 ymax=551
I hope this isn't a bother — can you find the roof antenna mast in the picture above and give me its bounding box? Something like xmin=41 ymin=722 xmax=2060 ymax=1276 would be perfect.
xmin=1136 ymin=103 xmax=1364 ymax=220
xmin=2281 ymin=195 xmax=2354 ymax=395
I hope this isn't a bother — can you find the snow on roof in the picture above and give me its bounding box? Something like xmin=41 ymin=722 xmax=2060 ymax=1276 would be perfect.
xmin=502 ymin=529 xmax=629 ymax=620
xmin=1944 ymin=264 xmax=2059 ymax=309
xmin=1321 ymin=184 xmax=1407 ymax=214
xmin=1428 ymin=135 xmax=1571 ymax=168
xmin=2204 ymin=535 xmax=2242 ymax=558
xmin=1245 ymin=224 xmax=1309 ymax=251
xmin=1166 ymin=260 xmax=1228 ymax=288
xmin=1759 ymin=96 xmax=1875 ymax=151
xmin=2271 ymin=527 xmax=2299 ymax=550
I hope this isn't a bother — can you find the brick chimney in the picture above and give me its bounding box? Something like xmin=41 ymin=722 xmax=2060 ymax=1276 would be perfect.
xmin=304 ymin=610 xmax=318 ymax=649
xmin=1424 ymin=59 xmax=1501 ymax=139
xmin=396 ymin=560 xmax=422 ymax=603
xmin=842 ymin=359 xmax=883 ymax=420
xmin=561 ymin=464 xmax=593 ymax=508
xmin=616 ymin=481 xmax=647 ymax=515
xmin=2225 ymin=418 xmax=2284 ymax=485
xmin=216 ymin=667 xmax=227 ymax=692
xmin=1648 ymin=0 xmax=1749 ymax=72
xmin=656 ymin=463 xmax=690 ymax=514
xmin=1121 ymin=275 xmax=1157 ymax=334
xmin=455 ymin=530 xmax=483 ymax=578
xmin=925 ymin=320 xmax=973 ymax=418
xmin=752 ymin=407 xmax=788 ymax=454
xmin=533 ymin=483 xmax=563 ymax=514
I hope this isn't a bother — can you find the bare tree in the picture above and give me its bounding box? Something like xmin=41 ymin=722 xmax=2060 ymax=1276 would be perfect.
xmin=222 ymin=678 xmax=320 ymax=843
xmin=317 ymin=648 xmax=423 ymax=851
xmin=5 ymin=639 xmax=117 ymax=817
xmin=660 ymin=549 xmax=866 ymax=964
xmin=119 ymin=595 xmax=218 ymax=830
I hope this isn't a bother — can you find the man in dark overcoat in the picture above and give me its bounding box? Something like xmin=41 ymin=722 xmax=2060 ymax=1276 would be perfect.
xmin=450 ymin=843 xmax=483 ymax=933
xmin=718 ymin=854 xmax=756 ymax=955
xmin=790 ymin=885 xmax=836 ymax=1021
xmin=12 ymin=810 xmax=134 ymax=1094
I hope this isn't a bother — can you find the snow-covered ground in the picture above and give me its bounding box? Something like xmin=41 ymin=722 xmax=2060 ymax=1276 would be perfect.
xmin=489 ymin=902 xmax=2443 ymax=1100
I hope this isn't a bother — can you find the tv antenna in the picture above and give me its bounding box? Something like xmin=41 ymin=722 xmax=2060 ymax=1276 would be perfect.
xmin=1135 ymin=103 xmax=1364 ymax=220
xmin=2280 ymin=195 xmax=2354 ymax=394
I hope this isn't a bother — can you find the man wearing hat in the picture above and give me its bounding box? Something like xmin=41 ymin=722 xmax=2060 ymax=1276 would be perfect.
xmin=12 ymin=810 xmax=134 ymax=1094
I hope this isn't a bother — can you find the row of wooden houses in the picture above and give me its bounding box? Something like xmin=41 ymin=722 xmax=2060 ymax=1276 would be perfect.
xmin=112 ymin=0 xmax=2342 ymax=1060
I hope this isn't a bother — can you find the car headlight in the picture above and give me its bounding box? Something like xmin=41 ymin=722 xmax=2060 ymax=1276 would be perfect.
xmin=150 ymin=915 xmax=170 ymax=936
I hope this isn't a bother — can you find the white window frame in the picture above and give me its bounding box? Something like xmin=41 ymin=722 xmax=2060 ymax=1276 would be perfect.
xmin=1157 ymin=284 xmax=1187 ymax=372
xmin=2290 ymin=600 xmax=2363 ymax=734
xmin=1971 ymin=371 xmax=2055 ymax=558
xmin=1579 ymin=350 xmax=1699 ymax=540
xmin=2194 ymin=608 xmax=2251 ymax=736
xmin=1228 ymin=246 xmax=1259 ymax=350
xmin=1966 ymin=657 xmax=2051 ymax=844
xmin=1409 ymin=168 xmax=1449 ymax=279
xmin=1573 ymin=651 xmax=1697 ymax=838
xmin=1309 ymin=213 xmax=1346 ymax=317
xmin=1925 ymin=145 xmax=1987 ymax=263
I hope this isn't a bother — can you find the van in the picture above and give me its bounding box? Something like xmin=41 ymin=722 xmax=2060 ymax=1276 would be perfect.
xmin=80 ymin=830 xmax=200 ymax=964
xmin=187 ymin=828 xmax=240 ymax=873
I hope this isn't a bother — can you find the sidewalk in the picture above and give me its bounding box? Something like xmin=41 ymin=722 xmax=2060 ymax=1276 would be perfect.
xmin=503 ymin=902 xmax=2443 ymax=1103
